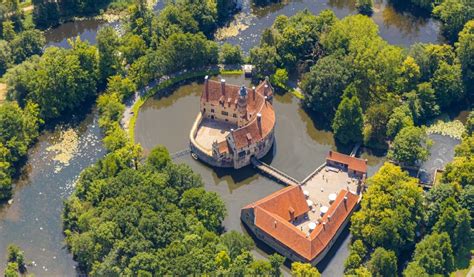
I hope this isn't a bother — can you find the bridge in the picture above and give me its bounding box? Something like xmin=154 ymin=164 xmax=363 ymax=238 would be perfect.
xmin=250 ymin=157 xmax=300 ymax=187
xmin=171 ymin=149 xmax=191 ymax=160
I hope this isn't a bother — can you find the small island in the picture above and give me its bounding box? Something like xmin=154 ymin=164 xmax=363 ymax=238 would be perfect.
xmin=190 ymin=76 xmax=276 ymax=169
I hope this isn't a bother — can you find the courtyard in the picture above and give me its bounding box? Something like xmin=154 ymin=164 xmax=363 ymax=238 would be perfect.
xmin=295 ymin=166 xmax=360 ymax=234
xmin=194 ymin=118 xmax=236 ymax=152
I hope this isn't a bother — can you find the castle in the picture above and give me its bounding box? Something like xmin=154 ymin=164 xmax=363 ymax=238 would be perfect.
xmin=189 ymin=76 xmax=276 ymax=169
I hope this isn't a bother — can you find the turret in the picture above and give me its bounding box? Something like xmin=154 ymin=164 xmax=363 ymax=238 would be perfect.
xmin=237 ymin=86 xmax=248 ymax=126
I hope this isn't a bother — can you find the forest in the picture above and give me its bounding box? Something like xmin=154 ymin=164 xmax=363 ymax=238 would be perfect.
xmin=0 ymin=0 xmax=473 ymax=275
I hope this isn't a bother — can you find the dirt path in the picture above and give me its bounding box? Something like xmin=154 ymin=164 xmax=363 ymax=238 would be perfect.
xmin=0 ymin=83 xmax=7 ymax=105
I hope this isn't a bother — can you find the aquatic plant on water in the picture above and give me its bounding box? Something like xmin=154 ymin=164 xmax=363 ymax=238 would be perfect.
xmin=426 ymin=120 xmax=465 ymax=139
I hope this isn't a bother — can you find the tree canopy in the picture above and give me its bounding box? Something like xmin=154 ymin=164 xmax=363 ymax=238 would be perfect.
xmin=387 ymin=126 xmax=430 ymax=166
xmin=350 ymin=163 xmax=424 ymax=253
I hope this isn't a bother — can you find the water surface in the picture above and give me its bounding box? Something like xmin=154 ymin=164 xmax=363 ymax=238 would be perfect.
xmin=0 ymin=111 xmax=105 ymax=276
xmin=221 ymin=0 xmax=440 ymax=52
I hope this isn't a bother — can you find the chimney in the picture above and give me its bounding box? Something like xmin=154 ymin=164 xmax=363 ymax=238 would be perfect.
xmin=274 ymin=220 xmax=277 ymax=228
xmin=252 ymin=86 xmax=256 ymax=101
xmin=204 ymin=75 xmax=209 ymax=100
xmin=257 ymin=113 xmax=262 ymax=135
xmin=264 ymin=84 xmax=269 ymax=97
xmin=221 ymin=79 xmax=226 ymax=97
xmin=328 ymin=215 xmax=331 ymax=222
xmin=323 ymin=222 xmax=327 ymax=230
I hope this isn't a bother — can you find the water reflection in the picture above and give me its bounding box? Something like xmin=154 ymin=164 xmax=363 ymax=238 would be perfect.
xmin=222 ymin=0 xmax=440 ymax=51
xmin=44 ymin=19 xmax=109 ymax=48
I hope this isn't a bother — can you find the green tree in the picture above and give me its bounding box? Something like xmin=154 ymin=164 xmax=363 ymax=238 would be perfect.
xmin=97 ymin=26 xmax=121 ymax=86
xmin=456 ymin=20 xmax=474 ymax=97
xmin=356 ymin=0 xmax=373 ymax=15
xmin=301 ymin=55 xmax=352 ymax=120
xmin=350 ymin=163 xmax=424 ymax=253
xmin=215 ymin=250 xmax=231 ymax=270
xmin=2 ymin=20 xmax=15 ymax=41
xmin=13 ymin=46 xmax=98 ymax=120
xmin=442 ymin=133 xmax=474 ymax=188
xmin=106 ymin=75 xmax=136 ymax=100
xmin=403 ymin=262 xmax=429 ymax=277
xmin=4 ymin=262 xmax=18 ymax=277
xmin=219 ymin=43 xmax=242 ymax=65
xmin=120 ymin=33 xmax=147 ymax=65
xmin=158 ymin=32 xmax=218 ymax=74
xmin=367 ymin=247 xmax=397 ymax=277
xmin=425 ymin=183 xmax=460 ymax=228
xmin=221 ymin=230 xmax=254 ymax=259
xmin=433 ymin=204 xmax=472 ymax=254
xmin=386 ymin=105 xmax=414 ymax=139
xmin=269 ymin=253 xmax=285 ymax=276
xmin=0 ymin=101 xmax=40 ymax=165
xmin=387 ymin=126 xmax=430 ymax=166
xmin=397 ymin=56 xmax=421 ymax=93
xmin=332 ymin=88 xmax=364 ymax=145
xmin=408 ymin=232 xmax=455 ymax=275
xmin=0 ymin=161 xmax=12 ymax=201
xmin=271 ymin=68 xmax=288 ymax=90
xmin=248 ymin=260 xmax=272 ymax=275
xmin=344 ymin=239 xmax=368 ymax=274
xmin=431 ymin=61 xmax=464 ymax=110
xmin=250 ymin=45 xmax=279 ymax=79
xmin=6 ymin=244 xmax=25 ymax=273
xmin=147 ymin=145 xmax=171 ymax=171
xmin=0 ymin=40 xmax=12 ymax=75
xmin=9 ymin=29 xmax=45 ymax=64
xmin=465 ymin=111 xmax=474 ymax=136
xmin=179 ymin=187 xmax=226 ymax=232
xmin=405 ymin=82 xmax=439 ymax=123
xmin=291 ymin=262 xmax=321 ymax=277
xmin=433 ymin=0 xmax=474 ymax=43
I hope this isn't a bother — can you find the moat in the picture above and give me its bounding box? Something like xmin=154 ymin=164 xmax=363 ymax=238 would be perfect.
xmin=134 ymin=74 xmax=385 ymax=275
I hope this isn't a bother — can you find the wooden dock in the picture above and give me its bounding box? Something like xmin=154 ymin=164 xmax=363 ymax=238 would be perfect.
xmin=251 ymin=157 xmax=300 ymax=186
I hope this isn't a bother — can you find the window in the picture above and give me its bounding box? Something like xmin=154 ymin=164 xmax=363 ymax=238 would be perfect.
xmin=211 ymin=109 xmax=215 ymax=113
xmin=233 ymin=113 xmax=237 ymax=118
xmin=238 ymin=151 xmax=246 ymax=158
xmin=222 ymin=111 xmax=228 ymax=116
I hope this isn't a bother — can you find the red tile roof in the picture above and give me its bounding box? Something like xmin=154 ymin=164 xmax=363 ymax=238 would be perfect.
xmin=245 ymin=186 xmax=309 ymax=221
xmin=245 ymin=187 xmax=359 ymax=262
xmin=326 ymin=151 xmax=367 ymax=174
xmin=232 ymin=100 xmax=275 ymax=149
xmin=218 ymin=140 xmax=230 ymax=154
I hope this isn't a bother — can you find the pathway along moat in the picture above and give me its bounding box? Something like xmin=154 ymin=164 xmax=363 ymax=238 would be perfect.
xmin=1 ymin=0 xmax=440 ymax=275
xmin=134 ymin=74 xmax=385 ymax=275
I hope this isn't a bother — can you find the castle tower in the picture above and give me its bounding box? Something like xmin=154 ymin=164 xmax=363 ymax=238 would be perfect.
xmin=237 ymin=86 xmax=248 ymax=127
